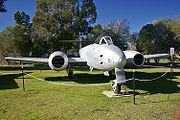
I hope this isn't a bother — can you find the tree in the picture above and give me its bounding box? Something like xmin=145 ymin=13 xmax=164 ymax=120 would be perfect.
xmin=30 ymin=27 xmax=51 ymax=57
xmin=136 ymin=24 xmax=155 ymax=54
xmin=0 ymin=0 xmax=7 ymax=12
xmin=0 ymin=26 xmax=17 ymax=61
xmin=91 ymin=24 xmax=103 ymax=39
xmin=77 ymin=0 xmax=97 ymax=35
xmin=14 ymin=11 xmax=31 ymax=27
xmin=12 ymin=25 xmax=32 ymax=56
xmin=105 ymin=19 xmax=130 ymax=36
xmin=156 ymin=17 xmax=180 ymax=35
xmin=137 ymin=22 xmax=178 ymax=54
xmin=126 ymin=32 xmax=138 ymax=50
xmin=103 ymin=19 xmax=130 ymax=50
xmin=91 ymin=19 xmax=131 ymax=50
xmin=32 ymin=0 xmax=97 ymax=52
xmin=13 ymin=11 xmax=33 ymax=56
xmin=153 ymin=18 xmax=180 ymax=52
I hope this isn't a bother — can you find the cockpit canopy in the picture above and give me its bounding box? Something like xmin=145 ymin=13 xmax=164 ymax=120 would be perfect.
xmin=95 ymin=36 xmax=113 ymax=45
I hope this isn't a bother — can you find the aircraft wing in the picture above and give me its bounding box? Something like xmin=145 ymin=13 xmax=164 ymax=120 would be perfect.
xmin=144 ymin=54 xmax=169 ymax=59
xmin=5 ymin=57 xmax=49 ymax=63
xmin=68 ymin=58 xmax=87 ymax=63
xmin=5 ymin=57 xmax=87 ymax=63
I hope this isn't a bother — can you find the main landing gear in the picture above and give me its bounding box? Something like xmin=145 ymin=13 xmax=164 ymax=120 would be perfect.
xmin=67 ymin=66 xmax=74 ymax=79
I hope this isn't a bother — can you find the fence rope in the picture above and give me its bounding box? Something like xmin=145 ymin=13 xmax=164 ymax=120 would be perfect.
xmin=24 ymin=72 xmax=111 ymax=86
xmin=127 ymin=68 xmax=170 ymax=82
xmin=0 ymin=67 xmax=172 ymax=84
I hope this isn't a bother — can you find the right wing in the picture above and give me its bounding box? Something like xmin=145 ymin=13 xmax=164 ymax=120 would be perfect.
xmin=5 ymin=57 xmax=87 ymax=63
xmin=5 ymin=56 xmax=87 ymax=71
xmin=5 ymin=57 xmax=49 ymax=63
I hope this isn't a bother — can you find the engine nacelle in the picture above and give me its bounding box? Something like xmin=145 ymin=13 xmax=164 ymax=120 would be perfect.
xmin=123 ymin=50 xmax=145 ymax=68
xmin=48 ymin=51 xmax=68 ymax=71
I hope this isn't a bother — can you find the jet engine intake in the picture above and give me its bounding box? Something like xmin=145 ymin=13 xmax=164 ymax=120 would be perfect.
xmin=48 ymin=51 xmax=68 ymax=70
xmin=123 ymin=50 xmax=145 ymax=68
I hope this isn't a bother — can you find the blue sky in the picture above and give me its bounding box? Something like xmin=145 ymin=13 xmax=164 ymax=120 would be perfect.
xmin=0 ymin=0 xmax=179 ymax=32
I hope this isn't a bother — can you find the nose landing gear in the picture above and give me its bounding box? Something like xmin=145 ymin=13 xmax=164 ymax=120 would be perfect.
xmin=112 ymin=67 xmax=126 ymax=94
xmin=112 ymin=81 xmax=127 ymax=95
xmin=112 ymin=81 xmax=121 ymax=94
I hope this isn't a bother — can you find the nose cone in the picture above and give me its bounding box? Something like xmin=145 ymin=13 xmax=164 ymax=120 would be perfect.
xmin=114 ymin=52 xmax=126 ymax=68
xmin=109 ymin=45 xmax=126 ymax=68
xmin=101 ymin=44 xmax=127 ymax=70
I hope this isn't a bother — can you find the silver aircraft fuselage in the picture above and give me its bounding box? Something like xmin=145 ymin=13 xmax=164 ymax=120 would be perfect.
xmin=79 ymin=43 xmax=126 ymax=71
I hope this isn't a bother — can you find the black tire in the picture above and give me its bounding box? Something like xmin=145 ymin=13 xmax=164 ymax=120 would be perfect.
xmin=112 ymin=82 xmax=121 ymax=94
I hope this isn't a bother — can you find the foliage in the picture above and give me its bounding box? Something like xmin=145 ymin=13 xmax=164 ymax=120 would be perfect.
xmin=13 ymin=12 xmax=33 ymax=56
xmin=1 ymin=0 xmax=97 ymax=58
xmin=104 ymin=19 xmax=130 ymax=50
xmin=30 ymin=27 xmax=51 ymax=57
xmin=157 ymin=17 xmax=180 ymax=35
xmin=137 ymin=24 xmax=155 ymax=54
xmin=105 ymin=19 xmax=130 ymax=36
xmin=12 ymin=25 xmax=32 ymax=56
xmin=126 ymin=32 xmax=138 ymax=50
xmin=32 ymin=0 xmax=97 ymax=52
xmin=0 ymin=0 xmax=7 ymax=12
xmin=0 ymin=12 xmax=33 ymax=58
xmin=14 ymin=11 xmax=31 ymax=27
xmin=92 ymin=20 xmax=130 ymax=50
xmin=137 ymin=20 xmax=179 ymax=54
xmin=0 ymin=26 xmax=17 ymax=57
xmin=91 ymin=24 xmax=103 ymax=38
xmin=156 ymin=17 xmax=180 ymax=52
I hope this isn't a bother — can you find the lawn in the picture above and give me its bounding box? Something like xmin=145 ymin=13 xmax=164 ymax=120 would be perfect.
xmin=0 ymin=66 xmax=180 ymax=120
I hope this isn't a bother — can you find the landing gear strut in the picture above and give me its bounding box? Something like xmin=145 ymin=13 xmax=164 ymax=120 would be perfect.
xmin=67 ymin=66 xmax=74 ymax=79
xmin=112 ymin=68 xmax=126 ymax=94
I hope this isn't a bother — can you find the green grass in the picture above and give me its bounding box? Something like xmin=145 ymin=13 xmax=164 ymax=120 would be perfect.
xmin=0 ymin=66 xmax=180 ymax=120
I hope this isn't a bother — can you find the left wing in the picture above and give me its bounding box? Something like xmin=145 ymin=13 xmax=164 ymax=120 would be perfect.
xmin=68 ymin=58 xmax=87 ymax=63
xmin=144 ymin=53 xmax=169 ymax=59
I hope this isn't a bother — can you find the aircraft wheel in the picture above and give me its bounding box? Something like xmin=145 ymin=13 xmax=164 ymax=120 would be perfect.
xmin=112 ymin=81 xmax=121 ymax=94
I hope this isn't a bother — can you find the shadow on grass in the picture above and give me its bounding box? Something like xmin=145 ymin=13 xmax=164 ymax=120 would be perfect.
xmin=0 ymin=73 xmax=21 ymax=90
xmin=45 ymin=71 xmax=180 ymax=94
xmin=125 ymin=71 xmax=180 ymax=94
xmin=0 ymin=66 xmax=50 ymax=71
xmin=45 ymin=73 xmax=115 ymax=84
xmin=0 ymin=72 xmax=32 ymax=90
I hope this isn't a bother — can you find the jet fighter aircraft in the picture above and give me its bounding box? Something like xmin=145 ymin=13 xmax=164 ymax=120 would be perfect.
xmin=5 ymin=36 xmax=169 ymax=94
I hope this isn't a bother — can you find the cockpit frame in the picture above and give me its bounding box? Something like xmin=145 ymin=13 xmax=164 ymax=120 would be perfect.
xmin=95 ymin=36 xmax=113 ymax=45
